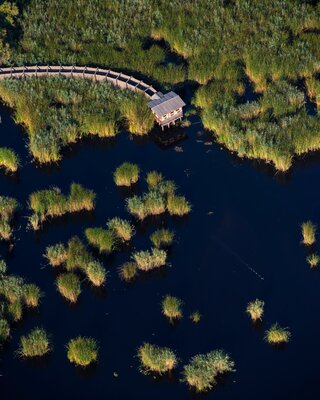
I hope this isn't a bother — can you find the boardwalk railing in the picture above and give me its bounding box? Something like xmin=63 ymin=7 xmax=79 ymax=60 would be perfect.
xmin=0 ymin=65 xmax=158 ymax=99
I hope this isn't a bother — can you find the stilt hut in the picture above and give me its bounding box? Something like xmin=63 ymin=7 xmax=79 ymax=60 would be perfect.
xmin=148 ymin=91 xmax=185 ymax=130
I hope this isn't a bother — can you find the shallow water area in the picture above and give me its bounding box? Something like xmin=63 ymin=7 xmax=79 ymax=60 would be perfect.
xmin=0 ymin=104 xmax=320 ymax=400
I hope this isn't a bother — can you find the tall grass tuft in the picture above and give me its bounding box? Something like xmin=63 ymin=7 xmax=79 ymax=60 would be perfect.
xmin=307 ymin=253 xmax=320 ymax=268
xmin=150 ymin=229 xmax=174 ymax=248
xmin=0 ymin=147 xmax=20 ymax=173
xmin=45 ymin=243 xmax=68 ymax=266
xmin=126 ymin=195 xmax=147 ymax=220
xmin=162 ymin=295 xmax=183 ymax=321
xmin=7 ymin=300 xmax=23 ymax=322
xmin=265 ymin=324 xmax=291 ymax=344
xmin=146 ymin=171 xmax=163 ymax=190
xmin=67 ymin=336 xmax=98 ymax=367
xmin=86 ymin=261 xmax=106 ymax=287
xmin=113 ymin=162 xmax=140 ymax=187
xmin=138 ymin=343 xmax=177 ymax=374
xmin=107 ymin=217 xmax=134 ymax=241
xmin=132 ymin=248 xmax=167 ymax=271
xmin=23 ymin=284 xmax=42 ymax=307
xmin=144 ymin=191 xmax=166 ymax=215
xmin=118 ymin=262 xmax=138 ymax=282
xmin=85 ymin=227 xmax=116 ymax=254
xmin=167 ymin=195 xmax=191 ymax=216
xmin=246 ymin=299 xmax=264 ymax=322
xmin=18 ymin=327 xmax=51 ymax=358
xmin=301 ymin=221 xmax=316 ymax=245
xmin=56 ymin=273 xmax=81 ymax=303
xmin=0 ymin=196 xmax=19 ymax=240
xmin=182 ymin=350 xmax=235 ymax=392
xmin=0 ymin=318 xmax=10 ymax=341
xmin=190 ymin=311 xmax=201 ymax=323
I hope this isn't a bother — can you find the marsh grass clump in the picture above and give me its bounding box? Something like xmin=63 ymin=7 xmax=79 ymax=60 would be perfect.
xmin=301 ymin=221 xmax=316 ymax=245
xmin=18 ymin=327 xmax=51 ymax=358
xmin=29 ymin=183 xmax=95 ymax=229
xmin=45 ymin=243 xmax=68 ymax=266
xmin=67 ymin=336 xmax=98 ymax=367
xmin=66 ymin=236 xmax=92 ymax=271
xmin=118 ymin=262 xmax=138 ymax=282
xmin=265 ymin=324 xmax=291 ymax=345
xmin=56 ymin=273 xmax=81 ymax=303
xmin=162 ymin=295 xmax=183 ymax=321
xmin=182 ymin=350 xmax=235 ymax=392
xmin=126 ymin=195 xmax=147 ymax=220
xmin=146 ymin=171 xmax=163 ymax=190
xmin=138 ymin=343 xmax=177 ymax=374
xmin=132 ymin=248 xmax=167 ymax=271
xmin=307 ymin=253 xmax=320 ymax=268
xmin=144 ymin=191 xmax=166 ymax=215
xmin=158 ymin=180 xmax=177 ymax=197
xmin=0 ymin=147 xmax=20 ymax=173
xmin=167 ymin=195 xmax=191 ymax=216
xmin=85 ymin=227 xmax=116 ymax=254
xmin=0 ymin=319 xmax=10 ymax=342
xmin=107 ymin=217 xmax=134 ymax=241
xmin=0 ymin=196 xmax=19 ymax=240
xmin=7 ymin=300 xmax=23 ymax=322
xmin=23 ymin=284 xmax=42 ymax=307
xmin=150 ymin=229 xmax=174 ymax=248
xmin=190 ymin=311 xmax=201 ymax=323
xmin=86 ymin=261 xmax=106 ymax=287
xmin=246 ymin=299 xmax=264 ymax=322
xmin=114 ymin=162 xmax=140 ymax=187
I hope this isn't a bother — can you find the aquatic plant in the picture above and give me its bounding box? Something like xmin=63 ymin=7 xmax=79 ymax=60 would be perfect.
xmin=146 ymin=171 xmax=163 ymax=190
xmin=150 ymin=228 xmax=174 ymax=248
xmin=85 ymin=227 xmax=116 ymax=254
xmin=107 ymin=217 xmax=134 ymax=241
xmin=307 ymin=253 xmax=320 ymax=268
xmin=265 ymin=323 xmax=291 ymax=344
xmin=167 ymin=195 xmax=191 ymax=216
xmin=0 ymin=318 xmax=10 ymax=342
xmin=66 ymin=236 xmax=92 ymax=271
xmin=56 ymin=272 xmax=81 ymax=303
xmin=182 ymin=350 xmax=234 ymax=392
xmin=86 ymin=261 xmax=106 ymax=287
xmin=18 ymin=327 xmax=51 ymax=358
xmin=162 ymin=295 xmax=183 ymax=321
xmin=0 ymin=147 xmax=20 ymax=173
xmin=190 ymin=311 xmax=201 ymax=323
xmin=0 ymin=195 xmax=19 ymax=240
xmin=157 ymin=180 xmax=177 ymax=197
xmin=144 ymin=191 xmax=166 ymax=215
xmin=126 ymin=195 xmax=147 ymax=220
xmin=118 ymin=262 xmax=138 ymax=282
xmin=138 ymin=343 xmax=177 ymax=374
xmin=132 ymin=248 xmax=167 ymax=271
xmin=7 ymin=300 xmax=23 ymax=322
xmin=45 ymin=243 xmax=68 ymax=266
xmin=113 ymin=162 xmax=140 ymax=187
xmin=246 ymin=299 xmax=264 ymax=322
xmin=67 ymin=336 xmax=98 ymax=367
xmin=68 ymin=183 xmax=95 ymax=212
xmin=23 ymin=284 xmax=42 ymax=307
xmin=301 ymin=221 xmax=316 ymax=245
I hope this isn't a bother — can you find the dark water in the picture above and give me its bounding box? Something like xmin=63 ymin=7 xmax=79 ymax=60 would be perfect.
xmin=1 ymin=105 xmax=320 ymax=400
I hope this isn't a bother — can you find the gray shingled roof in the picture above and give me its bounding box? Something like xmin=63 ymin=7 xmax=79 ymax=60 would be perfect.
xmin=148 ymin=91 xmax=185 ymax=117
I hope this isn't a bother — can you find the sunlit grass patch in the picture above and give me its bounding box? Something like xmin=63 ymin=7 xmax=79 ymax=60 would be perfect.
xmin=190 ymin=311 xmax=201 ymax=323
xmin=113 ymin=162 xmax=140 ymax=187
xmin=56 ymin=272 xmax=81 ymax=303
xmin=66 ymin=236 xmax=92 ymax=271
xmin=86 ymin=261 xmax=106 ymax=287
xmin=301 ymin=221 xmax=316 ymax=245
xmin=146 ymin=171 xmax=163 ymax=190
xmin=246 ymin=299 xmax=264 ymax=322
xmin=0 ymin=318 xmax=10 ymax=342
xmin=45 ymin=243 xmax=68 ymax=266
xmin=0 ymin=195 xmax=19 ymax=240
xmin=7 ymin=300 xmax=23 ymax=322
xmin=118 ymin=262 xmax=138 ymax=282
xmin=67 ymin=336 xmax=98 ymax=367
xmin=85 ymin=227 xmax=116 ymax=254
xmin=144 ymin=191 xmax=166 ymax=215
xmin=265 ymin=323 xmax=291 ymax=344
xmin=23 ymin=284 xmax=42 ymax=307
xmin=107 ymin=217 xmax=134 ymax=241
xmin=138 ymin=343 xmax=177 ymax=374
xmin=18 ymin=327 xmax=51 ymax=358
xmin=132 ymin=248 xmax=167 ymax=271
xmin=0 ymin=147 xmax=20 ymax=173
xmin=162 ymin=295 xmax=183 ymax=321
xmin=167 ymin=195 xmax=191 ymax=216
xmin=126 ymin=195 xmax=147 ymax=220
xmin=307 ymin=253 xmax=320 ymax=268
xmin=150 ymin=228 xmax=174 ymax=248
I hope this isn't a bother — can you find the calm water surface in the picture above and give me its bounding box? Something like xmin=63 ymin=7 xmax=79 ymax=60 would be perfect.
xmin=0 ymin=102 xmax=320 ymax=400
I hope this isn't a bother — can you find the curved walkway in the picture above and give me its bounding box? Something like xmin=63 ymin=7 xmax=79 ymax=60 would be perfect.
xmin=0 ymin=65 xmax=158 ymax=98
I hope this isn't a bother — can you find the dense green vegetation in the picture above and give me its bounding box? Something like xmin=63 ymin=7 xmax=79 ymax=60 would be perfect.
xmin=162 ymin=295 xmax=183 ymax=321
xmin=67 ymin=336 xmax=98 ymax=367
xmin=0 ymin=147 xmax=20 ymax=173
xmin=29 ymin=183 xmax=95 ymax=229
xmin=113 ymin=162 xmax=140 ymax=187
xmin=138 ymin=343 xmax=177 ymax=374
xmin=246 ymin=299 xmax=264 ymax=322
xmin=265 ymin=324 xmax=291 ymax=344
xmin=301 ymin=221 xmax=316 ymax=245
xmin=0 ymin=195 xmax=19 ymax=241
xmin=0 ymin=77 xmax=154 ymax=163
xmin=18 ymin=327 xmax=51 ymax=357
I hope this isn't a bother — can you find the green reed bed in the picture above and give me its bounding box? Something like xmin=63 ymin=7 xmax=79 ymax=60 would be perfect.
xmin=138 ymin=343 xmax=177 ymax=375
xmin=56 ymin=272 xmax=81 ymax=303
xmin=0 ymin=318 xmax=10 ymax=342
xmin=182 ymin=350 xmax=235 ymax=392
xmin=107 ymin=217 xmax=134 ymax=241
xmin=29 ymin=183 xmax=95 ymax=229
xmin=86 ymin=261 xmax=106 ymax=287
xmin=150 ymin=229 xmax=174 ymax=248
xmin=67 ymin=336 xmax=98 ymax=367
xmin=167 ymin=195 xmax=191 ymax=216
xmin=146 ymin=171 xmax=164 ymax=190
xmin=162 ymin=295 xmax=183 ymax=321
xmin=0 ymin=195 xmax=19 ymax=241
xmin=0 ymin=147 xmax=20 ymax=173
xmin=265 ymin=324 xmax=291 ymax=345
xmin=118 ymin=262 xmax=138 ymax=282
xmin=45 ymin=243 xmax=68 ymax=267
xmin=22 ymin=284 xmax=42 ymax=308
xmin=132 ymin=248 xmax=167 ymax=271
xmin=18 ymin=327 xmax=51 ymax=358
xmin=113 ymin=162 xmax=140 ymax=187
xmin=85 ymin=227 xmax=116 ymax=254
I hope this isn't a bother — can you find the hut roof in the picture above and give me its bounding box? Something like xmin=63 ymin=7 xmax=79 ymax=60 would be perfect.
xmin=148 ymin=91 xmax=185 ymax=117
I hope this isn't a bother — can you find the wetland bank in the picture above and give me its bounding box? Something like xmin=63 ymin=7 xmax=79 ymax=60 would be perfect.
xmin=1 ymin=1 xmax=320 ymax=399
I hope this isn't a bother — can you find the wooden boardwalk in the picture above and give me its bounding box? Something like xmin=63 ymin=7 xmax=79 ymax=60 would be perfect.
xmin=0 ymin=65 xmax=158 ymax=98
